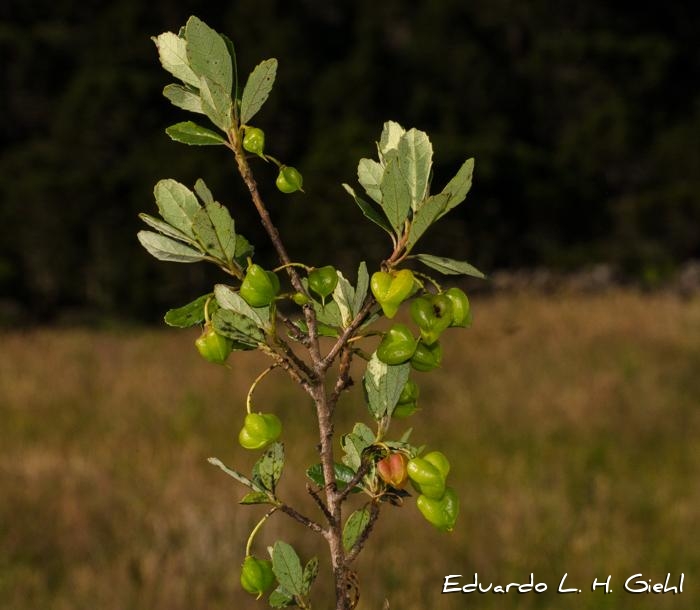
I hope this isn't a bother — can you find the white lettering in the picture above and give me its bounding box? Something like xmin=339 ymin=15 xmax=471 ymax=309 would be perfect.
xmin=624 ymin=573 xmax=645 ymax=593
xmin=558 ymin=573 xmax=578 ymax=594
xmin=442 ymin=575 xmax=462 ymax=594
xmin=592 ymin=574 xmax=612 ymax=593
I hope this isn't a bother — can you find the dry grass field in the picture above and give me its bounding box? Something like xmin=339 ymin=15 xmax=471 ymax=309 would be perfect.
xmin=1 ymin=290 xmax=698 ymax=610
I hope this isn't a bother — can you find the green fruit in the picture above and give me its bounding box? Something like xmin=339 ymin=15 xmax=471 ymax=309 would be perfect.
xmin=393 ymin=379 xmax=419 ymax=418
xmin=410 ymin=340 xmax=442 ymax=372
xmin=276 ymin=166 xmax=303 ymax=193
xmin=240 ymin=555 xmax=275 ymax=598
xmin=398 ymin=379 xmax=419 ymax=404
xmin=423 ymin=451 xmax=450 ymax=480
xmin=240 ymin=264 xmax=280 ymax=307
xmin=239 ymin=412 xmax=282 ymax=450
xmin=392 ymin=401 xmax=419 ymax=418
xmin=376 ymin=323 xmax=417 ymax=365
xmin=410 ymin=294 xmax=453 ymax=345
xmin=417 ymin=487 xmax=459 ymax=532
xmin=370 ymin=269 xmax=415 ymax=318
xmin=242 ymin=126 xmax=265 ymax=157
xmin=292 ymin=291 xmax=311 ymax=306
xmin=195 ymin=324 xmax=233 ymax=364
xmin=308 ymin=266 xmax=338 ymax=300
xmin=445 ymin=287 xmax=472 ymax=327
xmin=377 ymin=452 xmax=409 ymax=489
xmin=407 ymin=456 xmax=446 ymax=499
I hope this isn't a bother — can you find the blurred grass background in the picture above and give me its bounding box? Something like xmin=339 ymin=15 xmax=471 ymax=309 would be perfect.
xmin=1 ymin=289 xmax=698 ymax=609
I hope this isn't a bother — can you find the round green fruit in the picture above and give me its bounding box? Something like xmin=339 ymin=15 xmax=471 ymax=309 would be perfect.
xmin=195 ymin=324 xmax=233 ymax=364
xmin=308 ymin=266 xmax=338 ymax=300
xmin=276 ymin=166 xmax=303 ymax=193
xmin=240 ymin=555 xmax=275 ymax=598
xmin=417 ymin=487 xmax=460 ymax=532
xmin=445 ymin=287 xmax=472 ymax=327
xmin=376 ymin=323 xmax=417 ymax=365
xmin=410 ymin=340 xmax=443 ymax=372
xmin=239 ymin=412 xmax=282 ymax=450
xmin=240 ymin=264 xmax=280 ymax=307
xmin=242 ymin=126 xmax=265 ymax=156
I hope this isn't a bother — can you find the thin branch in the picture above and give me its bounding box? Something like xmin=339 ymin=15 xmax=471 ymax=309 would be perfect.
xmin=277 ymin=310 xmax=312 ymax=347
xmin=259 ymin=345 xmax=314 ymax=396
xmin=276 ymin=501 xmax=326 ymax=536
xmin=307 ymin=483 xmax=334 ymax=524
xmin=273 ymin=335 xmax=317 ymax=381
xmin=228 ymin=127 xmax=324 ymax=368
xmin=321 ymin=298 xmax=376 ymax=371
xmin=329 ymin=346 xmax=354 ymax=412
xmin=337 ymin=459 xmax=371 ymax=504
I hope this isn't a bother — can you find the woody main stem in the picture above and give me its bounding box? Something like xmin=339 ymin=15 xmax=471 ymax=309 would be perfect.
xmin=229 ymin=128 xmax=354 ymax=610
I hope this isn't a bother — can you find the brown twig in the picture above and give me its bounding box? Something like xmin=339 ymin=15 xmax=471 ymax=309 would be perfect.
xmin=307 ymin=483 xmax=335 ymax=524
xmin=337 ymin=459 xmax=371 ymax=504
xmin=228 ymin=127 xmax=324 ymax=368
xmin=276 ymin=501 xmax=326 ymax=536
xmin=329 ymin=346 xmax=354 ymax=411
xmin=321 ymin=298 xmax=376 ymax=371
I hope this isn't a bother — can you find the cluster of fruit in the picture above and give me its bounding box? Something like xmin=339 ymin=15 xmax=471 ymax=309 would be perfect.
xmin=372 ymin=269 xmax=471 ymax=372
xmin=377 ymin=450 xmax=458 ymax=531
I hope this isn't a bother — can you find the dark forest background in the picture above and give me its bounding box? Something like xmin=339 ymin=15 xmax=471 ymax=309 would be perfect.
xmin=1 ymin=0 xmax=699 ymax=324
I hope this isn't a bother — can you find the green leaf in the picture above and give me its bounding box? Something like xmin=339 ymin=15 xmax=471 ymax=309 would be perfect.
xmin=138 ymin=213 xmax=197 ymax=245
xmin=380 ymin=157 xmax=412 ymax=234
xmin=164 ymin=293 xmax=214 ymax=328
xmin=305 ymin=462 xmax=358 ymax=491
xmin=293 ymin=320 xmax=339 ymax=338
xmin=165 ymin=121 xmax=227 ymax=146
xmin=272 ymin=541 xmax=304 ymax=597
xmin=343 ymin=507 xmax=371 ymax=552
xmin=342 ymin=184 xmax=393 ymax=236
xmin=253 ymin=442 xmax=284 ymax=493
xmin=207 ymin=457 xmax=261 ymax=491
xmin=192 ymin=202 xmax=237 ymax=263
xmin=214 ymin=284 xmax=270 ymax=330
xmin=301 ymin=557 xmax=319 ymax=596
xmin=341 ymin=423 xmax=375 ymax=470
xmin=153 ymin=179 xmax=201 ymax=238
xmin=413 ymin=254 xmax=486 ymax=278
xmin=357 ymin=158 xmax=384 ymax=205
xmin=332 ymin=270 xmax=355 ymax=328
xmin=211 ymin=309 xmax=264 ymax=347
xmin=353 ymin=261 xmax=369 ymax=318
xmin=220 ymin=33 xmax=239 ymax=102
xmin=152 ymin=32 xmax=199 ymax=87
xmin=137 ymin=231 xmax=205 ymax=263
xmin=438 ymin=158 xmax=474 ymax=219
xmin=239 ymin=491 xmax=272 ymax=505
xmin=378 ymin=120 xmax=405 ymax=159
xmin=313 ymin=299 xmax=342 ymax=327
xmin=269 ymin=586 xmax=294 ymax=608
xmin=240 ymin=58 xmax=278 ymax=124
xmin=199 ymin=75 xmax=233 ymax=132
xmin=363 ymin=354 xmax=410 ymax=420
xmin=406 ymin=193 xmax=449 ymax=251
xmin=163 ymin=84 xmax=203 ymax=114
xmin=194 ymin=178 xmax=214 ymax=205
xmin=397 ymin=128 xmax=433 ymax=210
xmin=184 ymin=16 xmax=232 ymax=93
xmin=234 ymin=233 xmax=255 ymax=262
